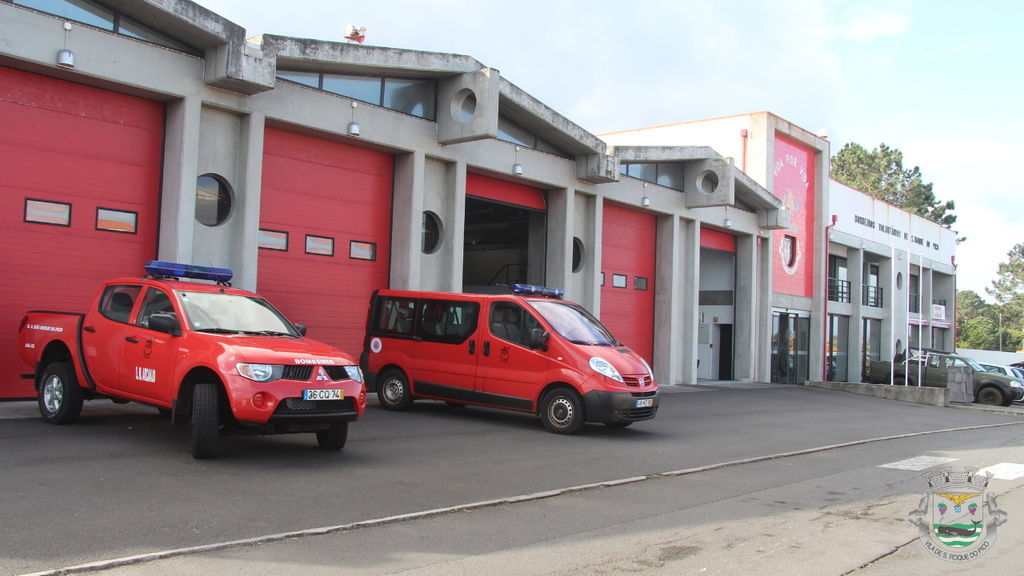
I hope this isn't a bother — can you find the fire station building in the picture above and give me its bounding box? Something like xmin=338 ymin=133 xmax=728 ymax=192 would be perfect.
xmin=0 ymin=0 xmax=956 ymax=399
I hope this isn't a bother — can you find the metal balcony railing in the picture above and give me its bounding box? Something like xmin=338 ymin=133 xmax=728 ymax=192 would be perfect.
xmin=828 ymin=278 xmax=851 ymax=303
xmin=863 ymin=285 xmax=884 ymax=308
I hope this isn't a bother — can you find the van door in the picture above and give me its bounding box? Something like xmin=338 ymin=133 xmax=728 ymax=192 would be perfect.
xmin=410 ymin=299 xmax=482 ymax=401
xmin=477 ymin=301 xmax=549 ymax=411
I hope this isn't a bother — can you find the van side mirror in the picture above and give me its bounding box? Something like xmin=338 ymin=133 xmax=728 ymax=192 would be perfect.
xmin=528 ymin=328 xmax=550 ymax=351
xmin=294 ymin=323 xmax=307 ymax=337
xmin=148 ymin=313 xmax=179 ymax=336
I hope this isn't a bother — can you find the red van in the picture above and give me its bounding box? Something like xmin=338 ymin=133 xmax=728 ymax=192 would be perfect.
xmin=361 ymin=285 xmax=659 ymax=433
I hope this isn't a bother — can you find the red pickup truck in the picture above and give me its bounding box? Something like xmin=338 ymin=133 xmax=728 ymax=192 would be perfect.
xmin=18 ymin=261 xmax=366 ymax=458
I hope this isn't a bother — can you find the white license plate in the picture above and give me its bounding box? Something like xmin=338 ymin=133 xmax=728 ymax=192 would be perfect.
xmin=303 ymin=389 xmax=343 ymax=401
xmin=635 ymin=398 xmax=654 ymax=408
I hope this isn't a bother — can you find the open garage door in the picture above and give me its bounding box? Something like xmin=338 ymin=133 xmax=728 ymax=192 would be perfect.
xmin=601 ymin=203 xmax=656 ymax=363
xmin=0 ymin=67 xmax=163 ymax=398
xmin=464 ymin=173 xmax=546 ymax=293
xmin=258 ymin=127 xmax=393 ymax=355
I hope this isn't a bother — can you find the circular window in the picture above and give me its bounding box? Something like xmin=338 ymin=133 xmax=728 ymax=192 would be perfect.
xmin=451 ymin=88 xmax=477 ymax=123
xmin=896 ymin=272 xmax=904 ymax=290
xmin=195 ymin=174 xmax=232 ymax=227
xmin=572 ymin=237 xmax=585 ymax=273
xmin=698 ymin=170 xmax=719 ymax=195
xmin=422 ymin=211 xmax=443 ymax=254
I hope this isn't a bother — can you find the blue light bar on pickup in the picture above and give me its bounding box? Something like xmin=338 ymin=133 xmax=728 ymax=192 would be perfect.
xmin=512 ymin=283 xmax=564 ymax=299
xmin=145 ymin=261 xmax=233 ymax=283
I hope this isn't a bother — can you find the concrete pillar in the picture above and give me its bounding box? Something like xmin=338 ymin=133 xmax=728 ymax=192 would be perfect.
xmin=848 ymin=247 xmax=865 ymax=383
xmin=448 ymin=161 xmax=467 ymax=292
xmin=654 ymin=215 xmax=682 ymax=385
xmin=158 ymin=96 xmax=201 ymax=264
xmin=734 ymin=233 xmax=757 ymax=381
xmin=756 ymin=233 xmax=773 ymax=381
xmin=590 ymin=197 xmax=605 ymax=317
xmin=545 ymin=187 xmax=573 ymax=293
xmin=680 ymin=218 xmax=701 ymax=384
xmin=233 ymin=112 xmax=265 ymax=292
xmin=391 ymin=151 xmax=425 ymax=290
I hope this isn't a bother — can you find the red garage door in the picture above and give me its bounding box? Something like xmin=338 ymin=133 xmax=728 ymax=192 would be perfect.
xmin=258 ymin=128 xmax=393 ymax=355
xmin=601 ymin=203 xmax=656 ymax=363
xmin=0 ymin=67 xmax=163 ymax=398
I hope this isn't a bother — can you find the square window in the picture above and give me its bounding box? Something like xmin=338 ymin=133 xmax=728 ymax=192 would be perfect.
xmin=96 ymin=208 xmax=137 ymax=233
xmin=350 ymin=240 xmax=377 ymax=261
xmin=634 ymin=276 xmax=648 ymax=291
xmin=612 ymin=274 xmax=627 ymax=288
xmin=258 ymin=229 xmax=288 ymax=251
xmin=305 ymin=235 xmax=334 ymax=257
xmin=601 ymin=272 xmax=605 ymax=286
xmin=25 ymin=199 xmax=71 ymax=226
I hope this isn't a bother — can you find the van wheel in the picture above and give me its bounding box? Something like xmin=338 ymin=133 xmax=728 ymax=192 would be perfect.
xmin=378 ymin=370 xmax=413 ymax=411
xmin=976 ymin=386 xmax=1005 ymax=406
xmin=38 ymin=362 xmax=84 ymax=425
xmin=540 ymin=387 xmax=585 ymax=435
xmin=316 ymin=422 xmax=348 ymax=451
xmin=191 ymin=382 xmax=220 ymax=459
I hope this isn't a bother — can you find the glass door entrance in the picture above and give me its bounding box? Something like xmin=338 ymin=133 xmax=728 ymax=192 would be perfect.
xmin=771 ymin=310 xmax=810 ymax=384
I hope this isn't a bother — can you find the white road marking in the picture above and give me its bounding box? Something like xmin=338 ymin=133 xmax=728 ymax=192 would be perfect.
xmin=878 ymin=455 xmax=958 ymax=471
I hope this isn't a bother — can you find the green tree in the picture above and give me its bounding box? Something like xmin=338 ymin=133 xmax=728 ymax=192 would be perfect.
xmin=956 ymin=290 xmax=997 ymax=350
xmin=831 ymin=142 xmax=956 ymax=227
xmin=979 ymin=243 xmax=1024 ymax=351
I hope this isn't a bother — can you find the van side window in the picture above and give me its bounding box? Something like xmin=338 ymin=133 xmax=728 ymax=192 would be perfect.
xmin=417 ymin=300 xmax=478 ymax=344
xmin=98 ymin=285 xmax=142 ymax=323
xmin=490 ymin=302 xmax=542 ymax=348
xmin=374 ymin=297 xmax=416 ymax=336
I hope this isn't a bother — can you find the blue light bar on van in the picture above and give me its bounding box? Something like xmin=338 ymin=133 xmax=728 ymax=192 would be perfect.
xmin=512 ymin=283 xmax=564 ymax=299
xmin=145 ymin=261 xmax=233 ymax=283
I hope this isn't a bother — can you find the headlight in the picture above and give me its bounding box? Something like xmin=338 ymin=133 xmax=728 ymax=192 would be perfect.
xmin=640 ymin=356 xmax=654 ymax=378
xmin=590 ymin=356 xmax=623 ymax=382
xmin=1009 ymin=380 xmax=1023 ymax=389
xmin=345 ymin=365 xmax=364 ymax=383
xmin=237 ymin=363 xmax=280 ymax=382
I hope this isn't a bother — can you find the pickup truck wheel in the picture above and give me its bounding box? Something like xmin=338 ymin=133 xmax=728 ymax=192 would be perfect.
xmin=316 ymin=422 xmax=348 ymax=451
xmin=976 ymin=386 xmax=1005 ymax=406
xmin=540 ymin=387 xmax=585 ymax=435
xmin=191 ymin=382 xmax=220 ymax=459
xmin=377 ymin=370 xmax=413 ymax=411
xmin=38 ymin=362 xmax=84 ymax=425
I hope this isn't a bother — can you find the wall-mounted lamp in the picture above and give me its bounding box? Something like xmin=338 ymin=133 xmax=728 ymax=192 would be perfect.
xmin=724 ymin=218 xmax=733 ymax=228
xmin=641 ymin=182 xmax=650 ymax=207
xmin=346 ymin=101 xmax=360 ymax=136
xmin=56 ymin=21 xmax=75 ymax=69
xmin=512 ymin=146 xmax=523 ymax=176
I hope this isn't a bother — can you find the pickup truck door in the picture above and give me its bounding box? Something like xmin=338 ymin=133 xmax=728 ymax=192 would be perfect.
xmin=117 ymin=287 xmax=179 ymax=403
xmin=81 ymin=284 xmax=142 ymax=391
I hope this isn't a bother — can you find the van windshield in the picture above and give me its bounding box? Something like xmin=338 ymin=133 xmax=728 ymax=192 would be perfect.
xmin=529 ymin=300 xmax=619 ymax=346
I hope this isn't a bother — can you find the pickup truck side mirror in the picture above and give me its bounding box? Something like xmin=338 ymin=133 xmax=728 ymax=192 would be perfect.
xmin=293 ymin=323 xmax=307 ymax=337
xmin=528 ymin=328 xmax=550 ymax=351
xmin=148 ymin=313 xmax=179 ymax=336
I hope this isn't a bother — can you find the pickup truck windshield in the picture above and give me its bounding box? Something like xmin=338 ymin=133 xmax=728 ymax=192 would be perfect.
xmin=177 ymin=291 xmax=299 ymax=336
xmin=530 ymin=300 xmax=619 ymax=346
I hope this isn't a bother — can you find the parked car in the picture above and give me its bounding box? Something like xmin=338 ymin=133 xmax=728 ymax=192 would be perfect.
xmin=864 ymin=350 xmax=1024 ymax=406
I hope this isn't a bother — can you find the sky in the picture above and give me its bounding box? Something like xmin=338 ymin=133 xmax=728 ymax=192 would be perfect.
xmin=197 ymin=0 xmax=1022 ymax=299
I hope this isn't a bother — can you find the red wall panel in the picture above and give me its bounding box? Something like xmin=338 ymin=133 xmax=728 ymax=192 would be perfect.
xmin=0 ymin=67 xmax=163 ymax=398
xmin=771 ymin=135 xmax=816 ymax=297
xmin=466 ymin=173 xmax=545 ymax=210
xmin=701 ymin=227 xmax=736 ymax=252
xmin=601 ymin=203 xmax=656 ymax=364
xmin=259 ymin=128 xmax=393 ymax=356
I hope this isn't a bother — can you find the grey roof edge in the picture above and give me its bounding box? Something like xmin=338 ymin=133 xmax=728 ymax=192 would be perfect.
xmin=260 ymin=35 xmax=487 ymax=77
xmin=498 ymin=78 xmax=607 ymax=156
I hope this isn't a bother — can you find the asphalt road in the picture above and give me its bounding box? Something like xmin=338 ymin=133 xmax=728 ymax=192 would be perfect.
xmin=2 ymin=384 xmax=1023 ymax=575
